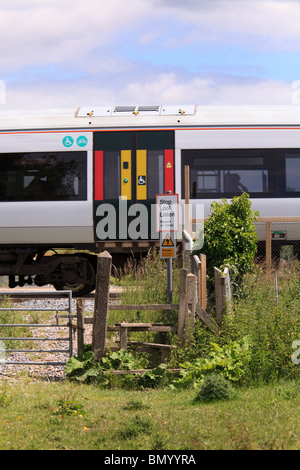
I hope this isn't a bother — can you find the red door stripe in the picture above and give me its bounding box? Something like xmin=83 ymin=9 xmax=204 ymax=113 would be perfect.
xmin=94 ymin=150 xmax=104 ymax=200
xmin=164 ymin=149 xmax=174 ymax=194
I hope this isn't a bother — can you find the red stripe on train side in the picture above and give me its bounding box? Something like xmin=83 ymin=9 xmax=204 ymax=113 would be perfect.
xmin=94 ymin=150 xmax=104 ymax=200
xmin=164 ymin=149 xmax=174 ymax=194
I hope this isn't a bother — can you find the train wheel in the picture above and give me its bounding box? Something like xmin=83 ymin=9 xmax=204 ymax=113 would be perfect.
xmin=52 ymin=255 xmax=96 ymax=297
xmin=53 ymin=280 xmax=95 ymax=297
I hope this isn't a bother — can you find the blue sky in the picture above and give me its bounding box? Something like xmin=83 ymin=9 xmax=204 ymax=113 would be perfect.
xmin=0 ymin=0 xmax=300 ymax=110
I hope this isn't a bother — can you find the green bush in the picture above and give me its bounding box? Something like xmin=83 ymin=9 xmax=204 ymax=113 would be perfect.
xmin=65 ymin=347 xmax=148 ymax=383
xmin=195 ymin=373 xmax=234 ymax=403
xmin=170 ymin=336 xmax=251 ymax=389
xmin=194 ymin=192 xmax=259 ymax=295
xmin=65 ymin=347 xmax=169 ymax=389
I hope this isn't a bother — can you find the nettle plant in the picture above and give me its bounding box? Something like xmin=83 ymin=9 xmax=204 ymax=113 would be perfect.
xmin=195 ymin=192 xmax=259 ymax=296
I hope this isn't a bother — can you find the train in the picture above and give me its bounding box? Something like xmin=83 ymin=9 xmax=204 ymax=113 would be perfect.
xmin=0 ymin=104 xmax=299 ymax=295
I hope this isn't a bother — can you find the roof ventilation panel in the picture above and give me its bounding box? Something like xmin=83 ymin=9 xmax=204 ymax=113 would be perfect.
xmin=137 ymin=105 xmax=160 ymax=115
xmin=113 ymin=106 xmax=137 ymax=115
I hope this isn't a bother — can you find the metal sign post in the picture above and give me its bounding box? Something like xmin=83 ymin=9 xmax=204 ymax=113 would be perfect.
xmin=156 ymin=194 xmax=179 ymax=303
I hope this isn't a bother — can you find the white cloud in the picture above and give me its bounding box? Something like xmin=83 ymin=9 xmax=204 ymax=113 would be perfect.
xmin=122 ymin=73 xmax=295 ymax=105
xmin=0 ymin=0 xmax=298 ymax=110
xmin=150 ymin=0 xmax=300 ymax=50
xmin=0 ymin=0 xmax=152 ymax=71
xmin=3 ymin=71 xmax=295 ymax=110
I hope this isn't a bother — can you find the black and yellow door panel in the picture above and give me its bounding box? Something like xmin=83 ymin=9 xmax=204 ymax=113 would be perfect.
xmin=121 ymin=150 xmax=132 ymax=200
xmin=136 ymin=149 xmax=147 ymax=200
xmin=94 ymin=130 xmax=174 ymax=241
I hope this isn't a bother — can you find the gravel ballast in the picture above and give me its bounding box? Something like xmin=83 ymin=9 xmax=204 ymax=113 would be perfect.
xmin=0 ymin=296 xmax=96 ymax=382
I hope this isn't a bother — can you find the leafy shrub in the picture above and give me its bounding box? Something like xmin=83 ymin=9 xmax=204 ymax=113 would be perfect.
xmin=54 ymin=392 xmax=85 ymax=416
xmin=171 ymin=336 xmax=251 ymax=389
xmin=194 ymin=192 xmax=259 ymax=295
xmin=65 ymin=347 xmax=168 ymax=388
xmin=65 ymin=347 xmax=148 ymax=383
xmin=195 ymin=373 xmax=234 ymax=403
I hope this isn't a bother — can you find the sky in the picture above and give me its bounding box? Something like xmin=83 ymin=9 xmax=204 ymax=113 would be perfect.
xmin=1 ymin=0 xmax=300 ymax=111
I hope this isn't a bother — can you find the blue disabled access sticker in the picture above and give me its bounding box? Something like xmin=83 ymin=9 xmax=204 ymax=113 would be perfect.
xmin=76 ymin=135 xmax=88 ymax=147
xmin=62 ymin=136 xmax=74 ymax=147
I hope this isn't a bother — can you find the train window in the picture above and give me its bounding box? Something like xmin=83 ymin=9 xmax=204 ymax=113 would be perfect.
xmin=0 ymin=151 xmax=87 ymax=201
xmin=285 ymin=154 xmax=300 ymax=192
xmin=181 ymin=149 xmax=276 ymax=199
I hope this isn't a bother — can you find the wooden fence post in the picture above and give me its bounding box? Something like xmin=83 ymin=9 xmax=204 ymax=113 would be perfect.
xmin=120 ymin=325 xmax=128 ymax=351
xmin=214 ymin=267 xmax=231 ymax=325
xmin=177 ymin=268 xmax=187 ymax=346
xmin=76 ymin=298 xmax=85 ymax=355
xmin=92 ymin=251 xmax=112 ymax=360
xmin=186 ymin=273 xmax=196 ymax=331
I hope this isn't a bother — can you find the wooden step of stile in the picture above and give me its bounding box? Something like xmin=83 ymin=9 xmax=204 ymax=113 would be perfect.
xmin=128 ymin=341 xmax=175 ymax=363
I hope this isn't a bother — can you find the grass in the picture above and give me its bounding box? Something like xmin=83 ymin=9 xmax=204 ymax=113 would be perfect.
xmin=0 ymin=251 xmax=299 ymax=450
xmin=0 ymin=377 xmax=298 ymax=450
xmin=220 ymin=260 xmax=300 ymax=384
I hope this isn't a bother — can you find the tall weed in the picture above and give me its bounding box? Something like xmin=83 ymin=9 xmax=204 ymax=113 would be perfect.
xmin=221 ymin=261 xmax=300 ymax=384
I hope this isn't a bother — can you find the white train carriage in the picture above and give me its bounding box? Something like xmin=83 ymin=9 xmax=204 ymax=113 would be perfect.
xmin=0 ymin=104 xmax=299 ymax=294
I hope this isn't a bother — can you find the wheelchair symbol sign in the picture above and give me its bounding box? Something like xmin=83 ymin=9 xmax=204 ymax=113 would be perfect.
xmin=138 ymin=175 xmax=146 ymax=185
xmin=62 ymin=136 xmax=74 ymax=147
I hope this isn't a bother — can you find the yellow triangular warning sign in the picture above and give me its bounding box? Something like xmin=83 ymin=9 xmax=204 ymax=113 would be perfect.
xmin=162 ymin=234 xmax=174 ymax=247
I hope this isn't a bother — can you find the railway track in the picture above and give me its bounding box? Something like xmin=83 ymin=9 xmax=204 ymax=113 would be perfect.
xmin=0 ymin=285 xmax=124 ymax=301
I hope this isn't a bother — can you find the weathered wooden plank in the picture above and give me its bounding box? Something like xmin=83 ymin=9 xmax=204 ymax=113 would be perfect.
xmin=103 ymin=369 xmax=181 ymax=375
xmin=128 ymin=341 xmax=173 ymax=349
xmin=116 ymin=322 xmax=152 ymax=328
xmin=119 ymin=325 xmax=128 ymax=350
xmin=108 ymin=304 xmax=178 ymax=311
xmin=196 ymin=304 xmax=220 ymax=334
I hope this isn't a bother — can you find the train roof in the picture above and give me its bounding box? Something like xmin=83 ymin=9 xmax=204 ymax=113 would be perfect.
xmin=1 ymin=105 xmax=300 ymax=131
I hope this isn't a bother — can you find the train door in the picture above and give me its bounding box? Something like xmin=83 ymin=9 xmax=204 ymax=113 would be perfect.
xmin=94 ymin=130 xmax=174 ymax=241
